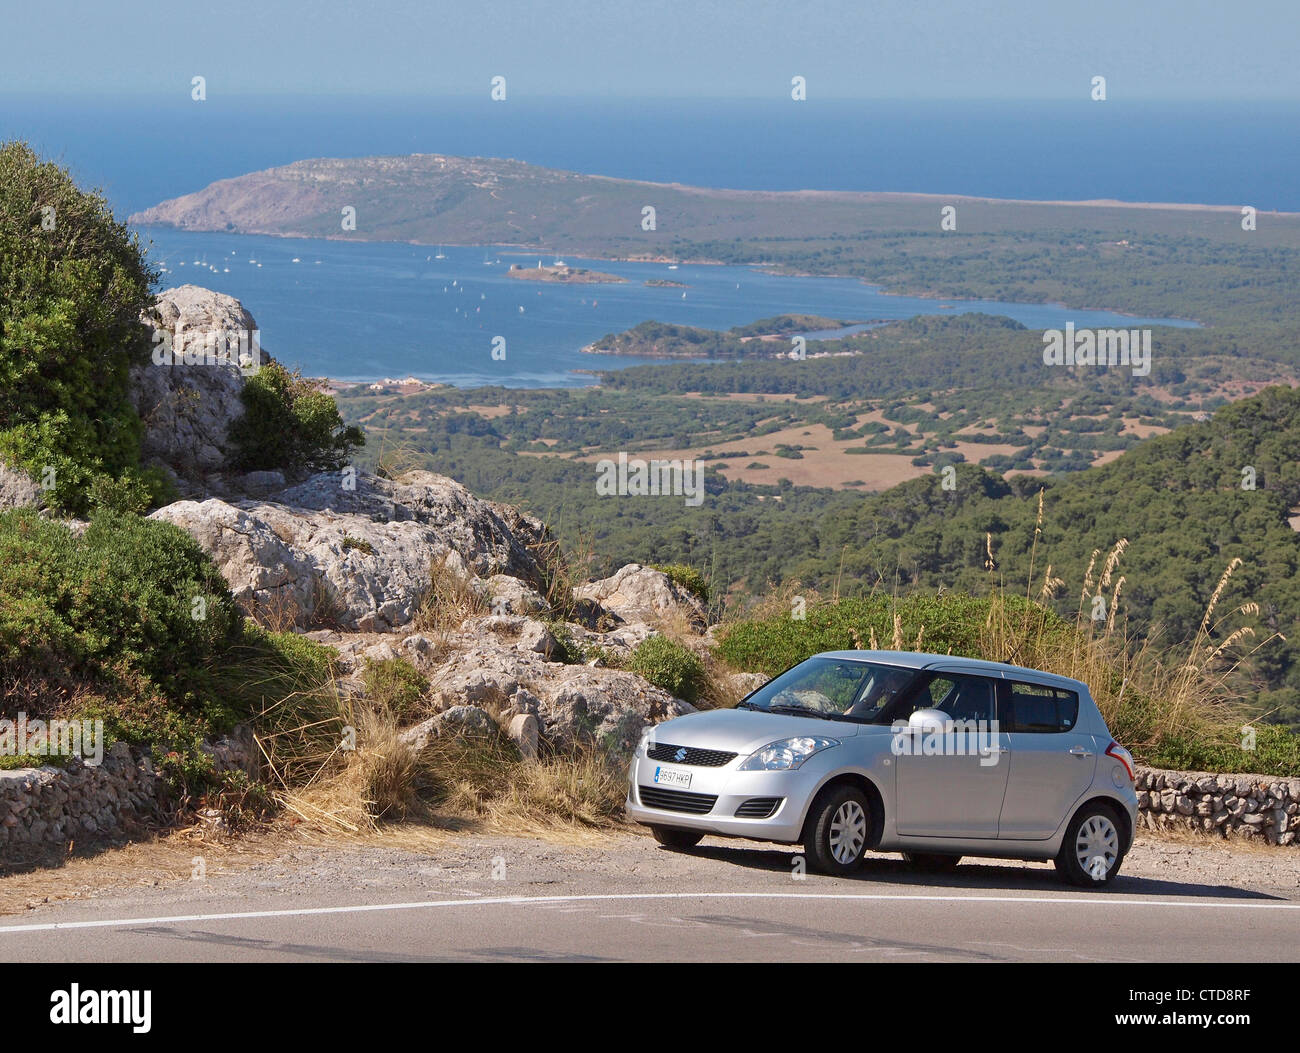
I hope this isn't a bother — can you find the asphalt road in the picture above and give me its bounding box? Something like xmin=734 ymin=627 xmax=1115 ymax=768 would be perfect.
xmin=1 ymin=832 xmax=1297 ymax=961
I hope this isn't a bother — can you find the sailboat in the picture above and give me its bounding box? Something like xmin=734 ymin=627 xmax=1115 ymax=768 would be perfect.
xmin=435 ymin=246 xmax=447 ymax=260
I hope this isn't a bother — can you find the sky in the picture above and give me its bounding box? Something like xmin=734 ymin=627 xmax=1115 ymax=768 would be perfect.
xmin=1 ymin=0 xmax=1296 ymax=100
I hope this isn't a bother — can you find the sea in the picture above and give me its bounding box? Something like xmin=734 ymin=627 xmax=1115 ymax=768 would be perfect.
xmin=5 ymin=95 xmax=1277 ymax=386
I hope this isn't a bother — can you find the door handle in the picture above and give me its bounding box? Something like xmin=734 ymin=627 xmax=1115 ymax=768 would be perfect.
xmin=1068 ymin=746 xmax=1094 ymax=757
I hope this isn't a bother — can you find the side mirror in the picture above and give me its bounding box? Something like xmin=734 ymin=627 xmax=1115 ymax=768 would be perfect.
xmin=907 ymin=708 xmax=949 ymax=734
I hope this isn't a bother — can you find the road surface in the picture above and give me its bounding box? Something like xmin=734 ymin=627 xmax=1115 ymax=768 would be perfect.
xmin=0 ymin=832 xmax=1296 ymax=961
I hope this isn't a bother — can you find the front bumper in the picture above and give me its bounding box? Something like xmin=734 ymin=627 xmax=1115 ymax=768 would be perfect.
xmin=625 ymin=752 xmax=830 ymax=843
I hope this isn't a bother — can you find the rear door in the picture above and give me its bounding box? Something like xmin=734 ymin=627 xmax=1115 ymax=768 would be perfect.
xmin=997 ymin=680 xmax=1097 ymax=839
xmin=895 ymin=672 xmax=1010 ymax=838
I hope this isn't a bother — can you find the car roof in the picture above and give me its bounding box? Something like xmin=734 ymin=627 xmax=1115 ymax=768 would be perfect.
xmin=815 ymin=650 xmax=1090 ymax=693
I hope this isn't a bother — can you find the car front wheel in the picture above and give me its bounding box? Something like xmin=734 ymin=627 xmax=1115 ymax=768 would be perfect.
xmin=805 ymin=785 xmax=871 ymax=876
xmin=650 ymin=826 xmax=703 ymax=850
xmin=1055 ymin=803 xmax=1125 ymax=887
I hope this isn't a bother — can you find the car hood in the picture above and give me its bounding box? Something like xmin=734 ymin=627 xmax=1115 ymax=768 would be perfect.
xmin=649 ymin=708 xmax=862 ymax=756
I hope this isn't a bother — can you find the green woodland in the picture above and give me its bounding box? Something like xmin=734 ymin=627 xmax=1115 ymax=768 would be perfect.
xmin=342 ymin=369 xmax=1300 ymax=730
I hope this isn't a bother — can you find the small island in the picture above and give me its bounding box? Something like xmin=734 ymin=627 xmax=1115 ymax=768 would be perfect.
xmin=645 ymin=278 xmax=688 ymax=288
xmin=583 ymin=314 xmax=868 ymax=358
xmin=508 ymin=263 xmax=626 ymax=284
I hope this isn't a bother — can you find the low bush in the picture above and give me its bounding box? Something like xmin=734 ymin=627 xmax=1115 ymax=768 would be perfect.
xmin=649 ymin=562 xmax=709 ymax=602
xmin=360 ymin=655 xmax=427 ymax=721
xmin=630 ymin=635 xmax=706 ymax=703
xmin=228 ymin=361 xmax=365 ymax=476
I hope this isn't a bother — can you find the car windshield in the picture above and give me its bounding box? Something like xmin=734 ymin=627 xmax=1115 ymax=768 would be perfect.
xmin=737 ymin=657 xmax=922 ymax=723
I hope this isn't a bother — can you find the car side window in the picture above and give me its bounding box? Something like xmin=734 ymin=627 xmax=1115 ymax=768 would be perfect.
xmin=1007 ymin=681 xmax=1080 ymax=733
xmin=915 ymin=674 xmax=996 ymax=724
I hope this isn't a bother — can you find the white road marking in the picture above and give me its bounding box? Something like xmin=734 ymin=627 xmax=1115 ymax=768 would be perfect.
xmin=0 ymin=890 xmax=1296 ymax=936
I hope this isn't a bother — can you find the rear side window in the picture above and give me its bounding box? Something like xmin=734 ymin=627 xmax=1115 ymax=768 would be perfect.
xmin=1007 ymin=681 xmax=1079 ymax=733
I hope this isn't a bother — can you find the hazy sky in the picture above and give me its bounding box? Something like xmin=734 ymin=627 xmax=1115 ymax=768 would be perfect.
xmin=4 ymin=0 xmax=1296 ymax=100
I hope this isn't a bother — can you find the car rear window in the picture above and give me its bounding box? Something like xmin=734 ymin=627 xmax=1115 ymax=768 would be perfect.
xmin=1008 ymin=681 xmax=1080 ymax=733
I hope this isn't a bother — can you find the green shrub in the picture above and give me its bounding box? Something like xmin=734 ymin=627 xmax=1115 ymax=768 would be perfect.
xmin=1146 ymin=725 xmax=1300 ymax=778
xmin=228 ymin=361 xmax=365 ymax=475
xmin=649 ymin=562 xmax=709 ymax=602
xmin=715 ymin=593 xmax=1038 ymax=678
xmin=0 ymin=509 xmax=242 ymax=704
xmin=88 ymin=467 xmax=170 ymax=515
xmin=630 ymin=635 xmax=705 ymax=703
xmin=360 ymin=655 xmax=427 ymax=720
xmin=0 ymin=141 xmax=158 ymax=516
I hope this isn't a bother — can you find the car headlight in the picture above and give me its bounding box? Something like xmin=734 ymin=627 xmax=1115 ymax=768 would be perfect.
xmin=738 ymin=736 xmax=839 ymax=771
xmin=635 ymin=726 xmax=655 ymax=758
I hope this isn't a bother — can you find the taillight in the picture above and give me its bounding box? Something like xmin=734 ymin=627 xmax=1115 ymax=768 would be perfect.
xmin=1106 ymin=740 xmax=1135 ymax=784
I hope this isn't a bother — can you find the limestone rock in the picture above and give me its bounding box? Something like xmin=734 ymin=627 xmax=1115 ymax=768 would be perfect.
xmin=575 ymin=563 xmax=706 ymax=631
xmin=150 ymin=470 xmax=549 ymax=632
xmin=131 ymin=285 xmax=270 ymax=484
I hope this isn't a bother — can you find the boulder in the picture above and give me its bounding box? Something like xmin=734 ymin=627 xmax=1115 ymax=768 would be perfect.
xmin=427 ymin=639 xmax=693 ymax=752
xmin=130 ymin=285 xmax=270 ymax=484
xmin=575 ymin=563 xmax=707 ymax=631
xmin=399 ymin=705 xmax=497 ymax=751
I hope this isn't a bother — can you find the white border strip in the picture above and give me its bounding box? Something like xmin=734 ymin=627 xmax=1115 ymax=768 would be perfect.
xmin=1 ymin=890 xmax=1298 ymax=935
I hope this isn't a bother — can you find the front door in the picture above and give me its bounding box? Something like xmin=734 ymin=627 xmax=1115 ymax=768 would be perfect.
xmin=895 ymin=673 xmax=1010 ymax=838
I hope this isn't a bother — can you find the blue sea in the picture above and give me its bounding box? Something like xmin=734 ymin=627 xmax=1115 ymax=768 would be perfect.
xmin=137 ymin=229 xmax=1195 ymax=387
xmin=5 ymin=95 xmax=1265 ymax=385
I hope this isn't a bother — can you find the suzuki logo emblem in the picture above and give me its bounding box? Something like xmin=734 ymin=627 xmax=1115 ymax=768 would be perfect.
xmin=674 ymin=747 xmax=688 ymax=762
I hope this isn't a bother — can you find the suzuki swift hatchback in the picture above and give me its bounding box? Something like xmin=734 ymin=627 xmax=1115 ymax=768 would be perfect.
xmin=626 ymin=650 xmax=1138 ymax=886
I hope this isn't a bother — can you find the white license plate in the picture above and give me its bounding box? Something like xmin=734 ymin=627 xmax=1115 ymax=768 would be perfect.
xmin=653 ymin=765 xmax=692 ymax=789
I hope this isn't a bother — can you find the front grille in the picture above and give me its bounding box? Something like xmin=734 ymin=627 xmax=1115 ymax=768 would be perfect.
xmin=647 ymin=743 xmax=737 ymax=767
xmin=637 ymin=785 xmax=718 ymax=814
xmin=735 ymin=797 xmax=783 ymax=819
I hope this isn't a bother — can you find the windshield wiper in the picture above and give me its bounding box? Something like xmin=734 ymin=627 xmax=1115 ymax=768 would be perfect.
xmin=765 ymin=704 xmax=831 ymax=719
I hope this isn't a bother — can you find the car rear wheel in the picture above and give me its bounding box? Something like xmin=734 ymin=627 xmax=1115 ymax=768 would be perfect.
xmin=805 ymin=786 xmax=871 ymax=876
xmin=902 ymin=852 xmax=962 ymax=872
xmin=1054 ymin=803 xmax=1125 ymax=887
xmin=650 ymin=826 xmax=703 ymax=850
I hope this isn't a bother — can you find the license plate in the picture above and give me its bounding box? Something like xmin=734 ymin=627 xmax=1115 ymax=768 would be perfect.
xmin=653 ymin=765 xmax=692 ymax=789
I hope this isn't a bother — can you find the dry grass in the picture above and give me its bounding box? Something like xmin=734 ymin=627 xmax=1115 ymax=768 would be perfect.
xmin=412 ymin=554 xmax=488 ymax=634
xmin=279 ymin=710 xmax=427 ymax=835
xmin=980 ymin=522 xmax=1280 ymax=751
xmin=427 ymin=737 xmax=627 ymax=833
xmin=529 ymin=531 xmax=595 ymax=622
xmin=372 ymin=433 xmax=427 ymax=481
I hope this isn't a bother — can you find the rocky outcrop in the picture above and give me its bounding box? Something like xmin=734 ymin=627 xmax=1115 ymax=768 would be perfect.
xmin=575 ymin=563 xmax=706 ymax=631
xmin=150 ymin=469 xmax=550 ymax=632
xmin=130 ymin=285 xmax=271 ymax=493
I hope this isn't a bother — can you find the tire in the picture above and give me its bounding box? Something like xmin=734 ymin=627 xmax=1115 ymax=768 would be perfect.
xmin=902 ymin=852 xmax=962 ymax=873
xmin=1054 ymin=802 xmax=1126 ymax=887
xmin=804 ymin=785 xmax=872 ymax=876
xmin=650 ymin=826 xmax=703 ymax=850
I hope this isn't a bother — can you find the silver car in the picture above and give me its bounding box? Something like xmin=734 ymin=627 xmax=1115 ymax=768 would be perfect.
xmin=626 ymin=650 xmax=1138 ymax=886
